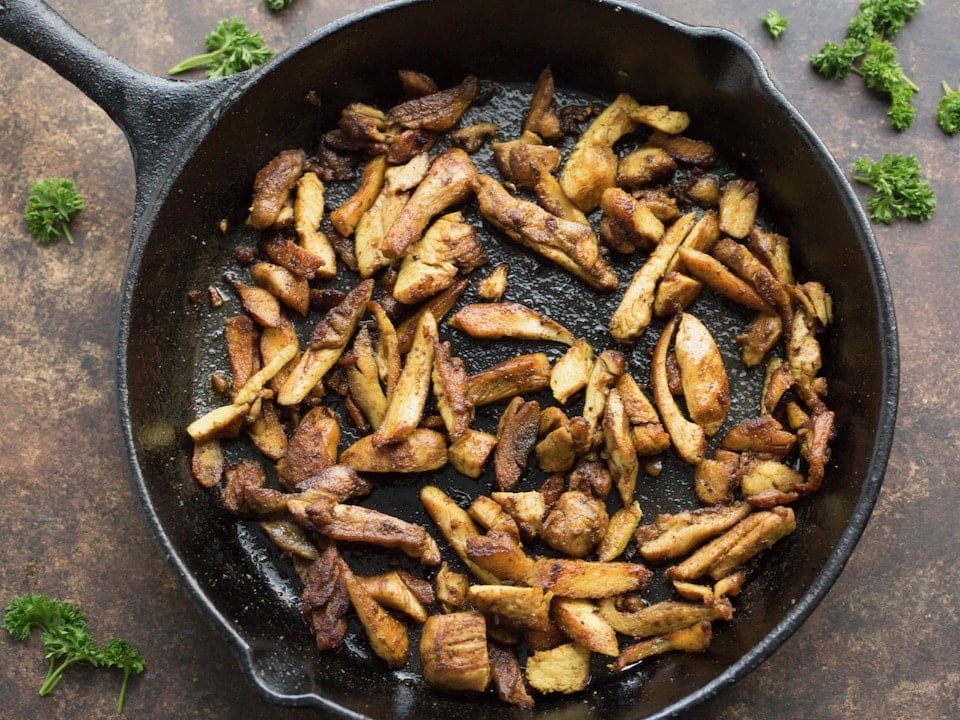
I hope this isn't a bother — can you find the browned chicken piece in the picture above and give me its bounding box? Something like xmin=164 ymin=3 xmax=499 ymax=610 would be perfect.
xmin=787 ymin=308 xmax=827 ymax=405
xmin=490 ymin=490 xmax=547 ymax=542
xmin=356 ymin=570 xmax=429 ymax=623
xmin=388 ymin=75 xmax=479 ymax=131
xmin=672 ymin=570 xmax=746 ymax=606
xmin=611 ymin=620 xmax=712 ymax=671
xmin=249 ymin=148 xmax=307 ymax=229
xmin=420 ymin=611 xmax=491 ymax=693
xmin=523 ymin=66 xmax=564 ymax=142
xmin=226 ymin=276 xmax=284 ymax=329
xmin=644 ymin=131 xmax=717 ymax=166
xmin=581 ymin=348 xmax=626 ymax=440
xmin=761 ymin=358 xmax=794 ymax=415
xmin=614 ymin=373 xmax=670 ymax=456
xmin=599 ymin=187 xmax=665 ymax=253
xmin=736 ymin=313 xmax=782 ymax=368
xmin=609 ymin=212 xmax=697 ymax=342
xmin=338 ymin=102 xmax=393 ymax=152
xmin=345 ymin=326 xmax=387 ymax=429
xmin=307 ymin=495 xmax=441 ymax=566
xmin=492 ymin=134 xmax=562 ymax=190
xmin=191 ymin=438 xmax=224 ymax=488
xmin=488 ymin=642 xmax=535 ymax=709
xmin=476 ymin=262 xmax=509 ymax=301
xmin=494 ymin=396 xmax=541 ymax=491
xmin=667 ymin=506 xmax=797 ymax=581
xmin=633 ymin=187 xmax=681 ymax=222
xmin=431 ymin=338 xmax=474 ymax=442
xmin=525 ymin=643 xmax=591 ymax=694
xmin=616 ymin=146 xmax=678 ymax=189
xmin=259 ymin=232 xmax=329 ymax=281
xmin=451 ymin=302 xmax=576 ymax=345
xmin=677 ymin=247 xmax=775 ymax=314
xmin=301 ymin=545 xmax=351 ymax=651
xmin=740 ymin=459 xmax=804 ymax=506
xmin=231 ymin=343 xmax=297 ymax=407
xmin=653 ymin=271 xmax=702 ymax=317
xmin=791 ymin=281 xmax=833 ymax=328
xmin=246 ymin=399 xmax=287 ymax=461
xmin=465 ymin=529 xmax=536 ymax=584
xmin=540 ymin=491 xmax=609 ymax=557
xmin=693 ymin=450 xmax=739 ymax=506
xmin=396 ymin=278 xmax=469 ymax=355
xmin=397 ymin=68 xmax=439 ymax=96
xmin=568 ymin=455 xmax=613 ymax=499
xmin=551 ymin=597 xmax=620 ymax=657
xmin=534 ymin=418 xmax=579 ymax=473
xmin=535 ymin=172 xmax=592 ymax=225
xmin=371 ymin=311 xmax=437 ymax=446
xmin=718 ymin=180 xmax=758 ymax=239
xmin=185 ymin=402 xmax=250 ymax=443
xmin=435 ymin=562 xmax=471 ymax=613
xmin=666 ymin=209 xmax=721 ymax=275
xmin=354 ymin=152 xmax=430 ymax=278
xmin=393 ymin=212 xmax=486 ymax=304
xmin=796 ymin=407 xmax=835 ymax=494
xmin=260 ymin=316 xmax=299 ymax=396
xmin=674 ymin=313 xmax=730 ymax=437
xmin=225 ymin=314 xmax=259 ymax=400
xmin=260 ymin=519 xmax=319 ymax=560
xmin=466 ymin=352 xmax=552 ymax=406
xmin=650 ymin=315 xmax=707 ymax=465
xmin=599 ymin=597 xmax=733 ymax=639
xmin=250 ymin=261 xmax=309 ymax=316
xmin=330 ymin=154 xmax=387 ymax=237
xmin=340 ymin=558 xmax=410 ymax=668
xmin=221 ymin=459 xmax=267 ymax=516
xmin=340 ymin=427 xmax=448 ymax=473
xmin=278 ymin=279 xmax=374 ymax=406
xmin=469 ymin=585 xmax=553 ymax=631
xmin=293 ymin=171 xmax=337 ymax=280
xmin=421 ymin=485 xmax=500 ymax=584
xmin=447 ymin=428 xmax=497 ymax=479
xmin=749 ymin=226 xmax=794 ymax=284
xmin=450 ymin=121 xmax=498 ymax=153
xmin=597 ymin=501 xmax=644 ymax=562
xmin=712 ymin=237 xmax=793 ymax=321
xmin=678 ymin=172 xmax=721 ymax=207
xmin=474 ymin=174 xmax=619 ymax=292
xmin=469 ymin=495 xmax=522 ymax=540
xmin=550 ymin=338 xmax=595 ymax=405
xmin=719 ymin=414 xmax=796 ymax=456
xmin=297 ymin=463 xmax=373 ymax=501
xmin=275 ymin=406 xmax=340 ymax=489
xmin=603 ymin=388 xmax=641 ymax=505
xmin=527 ymin=558 xmax=653 ymax=599
xmin=382 ymin=148 xmax=478 ymax=259
xmin=635 ymin=502 xmax=752 ymax=563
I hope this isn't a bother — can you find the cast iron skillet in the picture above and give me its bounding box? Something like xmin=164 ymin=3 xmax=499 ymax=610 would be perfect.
xmin=0 ymin=0 xmax=898 ymax=718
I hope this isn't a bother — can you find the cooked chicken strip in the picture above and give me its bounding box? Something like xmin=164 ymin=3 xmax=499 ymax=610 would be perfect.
xmin=451 ymin=302 xmax=576 ymax=345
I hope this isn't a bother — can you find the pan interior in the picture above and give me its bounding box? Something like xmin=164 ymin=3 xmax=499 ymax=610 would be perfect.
xmin=119 ymin=1 xmax=892 ymax=718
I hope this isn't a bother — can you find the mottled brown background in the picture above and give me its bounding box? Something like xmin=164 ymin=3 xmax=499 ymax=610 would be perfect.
xmin=0 ymin=1 xmax=957 ymax=718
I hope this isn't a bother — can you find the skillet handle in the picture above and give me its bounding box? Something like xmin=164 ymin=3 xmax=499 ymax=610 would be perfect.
xmin=0 ymin=0 xmax=245 ymax=223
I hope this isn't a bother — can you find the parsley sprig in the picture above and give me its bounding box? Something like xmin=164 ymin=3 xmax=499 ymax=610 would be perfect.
xmin=169 ymin=17 xmax=273 ymax=78
xmin=24 ymin=178 xmax=84 ymax=244
xmin=852 ymin=153 xmax=936 ymax=223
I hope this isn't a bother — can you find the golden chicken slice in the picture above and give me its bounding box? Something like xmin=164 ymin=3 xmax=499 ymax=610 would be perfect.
xmin=447 ymin=428 xmax=497 ymax=479
xmin=431 ymin=338 xmax=474 ymax=442
xmin=674 ymin=313 xmax=730 ymax=437
xmin=450 ymin=302 xmax=576 ymax=345
xmin=525 ymin=643 xmax=591 ymax=695
xmin=526 ymin=558 xmax=653 ymax=599
xmin=602 ymin=388 xmax=640 ymax=505
xmin=596 ymin=501 xmax=644 ymax=562
xmin=466 ymin=352 xmax=552 ymax=407
xmin=635 ymin=502 xmax=752 ymax=563
xmin=468 ymin=585 xmax=553 ymax=632
xmin=250 ymin=261 xmax=310 ymax=317
xmin=356 ymin=570 xmax=429 ymax=623
xmin=599 ymin=186 xmax=665 ymax=253
xmin=718 ymin=178 xmax=759 ymax=239
xmin=611 ymin=620 xmax=712 ymax=671
xmin=494 ymin=396 xmax=541 ymax=491
xmin=340 ymin=428 xmax=447 ymax=473
xmin=387 ymin=75 xmax=479 ymax=132
xmin=551 ymin=598 xmax=620 ymax=657
xmin=420 ymin=485 xmax=499 ymax=584
xmin=598 ymin=598 xmax=732 ymax=639
xmin=293 ymin=171 xmax=337 ymax=279
xmin=550 ymin=339 xmax=595 ymax=405
xmin=329 ymin=154 xmax=387 ymax=237
xmin=275 ymin=406 xmax=340 ymax=489
xmin=419 ymin=611 xmax=491 ymax=693
xmin=678 ymin=247 xmax=775 ymax=314
xmin=249 ymin=148 xmax=306 ymax=229
xmin=340 ymin=559 xmax=410 ymax=669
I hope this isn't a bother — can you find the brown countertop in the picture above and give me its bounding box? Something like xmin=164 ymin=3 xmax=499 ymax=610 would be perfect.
xmin=1 ymin=1 xmax=957 ymax=718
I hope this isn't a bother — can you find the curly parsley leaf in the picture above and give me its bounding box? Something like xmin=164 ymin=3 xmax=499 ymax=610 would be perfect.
xmin=852 ymin=153 xmax=936 ymax=223
xmin=936 ymin=81 xmax=960 ymax=135
xmin=169 ymin=17 xmax=273 ymax=78
xmin=23 ymin=178 xmax=85 ymax=245
xmin=761 ymin=9 xmax=788 ymax=39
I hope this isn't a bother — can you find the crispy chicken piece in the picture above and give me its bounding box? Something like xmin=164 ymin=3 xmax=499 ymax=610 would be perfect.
xmin=274 ymin=406 xmax=340 ymax=489
xmin=435 ymin=562 xmax=470 ymax=613
xmin=250 ymin=261 xmax=309 ymax=316
xmin=186 ymin=402 xmax=250 ymax=443
xmin=340 ymin=427 xmax=448 ymax=473
xmin=191 ymin=438 xmax=224 ymax=488
xmin=293 ymin=171 xmax=337 ymax=279
xmin=474 ymin=174 xmax=618 ymax=292
xmin=382 ymin=148 xmax=478 ymax=259
xmin=307 ymin=496 xmax=441 ymax=565
xmin=393 ymin=212 xmax=486 ymax=304
xmin=540 ymin=491 xmax=609 ymax=557
xmin=523 ymin=66 xmax=563 ymax=142
xmin=582 ymin=349 xmax=626 ymax=440
xmin=792 ymin=281 xmax=833 ymax=327
xmin=494 ymin=396 xmax=541 ymax=491
xmin=525 ymin=643 xmax=591 ymax=694
xmin=611 ymin=620 xmax=712 ymax=671
xmin=371 ymin=311 xmax=437 ymax=446
xmin=340 ymin=558 xmax=410 ymax=668
xmin=559 ymin=93 xmax=644 ymax=212
xmin=534 ymin=418 xmax=579 ymax=474
xmin=645 ymin=131 xmax=716 ymax=166
xmin=232 ymin=343 xmax=298 ymax=406
xmin=356 ymin=570 xmax=429 ymax=623
xmin=221 ymin=459 xmax=267 ymax=517
xmin=227 ymin=276 xmax=284 ymax=329
xmin=249 ymin=148 xmax=307 ymax=229
xmin=490 ymin=490 xmax=547 ymax=541
xmin=246 ymin=399 xmax=287 ymax=461
xmin=492 ymin=134 xmax=562 ymax=190
xmin=740 ymin=459 xmax=804 ymax=506
xmin=260 ymin=316 xmax=300 ymax=396
xmin=301 ymin=546 xmax=351 ymax=651
xmin=469 ymin=496 xmax=521 ymax=540
xmin=598 ymin=598 xmax=733 ymax=639
xmin=609 ymin=212 xmax=697 ymax=342
xmin=260 ymin=519 xmax=319 ymax=561
xmin=718 ymin=178 xmax=759 ymax=239
xmin=678 ymin=172 xmax=721 ymax=206
xmin=749 ymin=226 xmax=794 ymax=284
xmin=597 ymin=501 xmax=644 ymax=562
xmin=599 ymin=187 xmax=665 ymax=253
xmin=527 ymin=558 xmax=653 ymax=599
xmin=420 ymin=485 xmax=500 ymax=584
xmin=603 ymin=388 xmax=640 ymax=505
xmin=635 ymin=502 xmax=752 ymax=563
xmin=693 ymin=450 xmax=739 ymax=506
xmin=672 ymin=570 xmax=746 ymax=606
xmin=277 ymin=279 xmax=374 ymax=406
xmin=667 ymin=506 xmax=797 ymax=581
xmin=432 ymin=338 xmax=474 ymax=442
xmin=488 ymin=642 xmax=535 ymax=709
xmin=451 ymin=302 xmax=575 ymax=345
xmin=678 ymin=247 xmax=775 ymax=314
xmin=396 ymin=277 xmax=469 ymax=354
xmin=354 ymin=152 xmax=430 ymax=278
xmin=616 ymin=146 xmax=678 ymax=189
xmin=736 ymin=313 xmax=782 ymax=368
xmin=787 ymin=308 xmax=827 ymax=405
xmin=420 ymin=611 xmax=491 ymax=693
xmin=675 ymin=313 xmax=730 ymax=437
xmin=720 ymin=414 xmax=796 ymax=457
xmin=450 ymin=121 xmax=499 ymax=153
xmin=761 ymin=358 xmax=795 ymax=415
xmin=795 ymin=407 xmax=835 ymax=493
xmin=651 ymin=315 xmax=707 ymax=465
xmin=388 ymin=75 xmax=479 ymax=131
xmin=666 ymin=209 xmax=721 ymax=274
xmin=447 ymin=428 xmax=497 ymax=479
xmin=615 ymin=373 xmax=671 ymax=457
xmin=712 ymin=237 xmax=793 ymax=320
xmin=465 ymin=530 xmax=536 ymax=584
xmin=329 ymin=154 xmax=387 ymax=237
xmin=469 ymin=585 xmax=553 ymax=631
xmin=224 ymin=314 xmax=259 ymax=398
xmin=259 ymin=232 xmax=328 ymax=281
xmin=466 ymin=352 xmax=552 ymax=406
xmin=550 ymin=339 xmax=595 ymax=405
xmin=345 ymin=326 xmax=387 ymax=429
xmin=476 ymin=262 xmax=509 ymax=301
xmin=551 ymin=598 xmax=620 ymax=657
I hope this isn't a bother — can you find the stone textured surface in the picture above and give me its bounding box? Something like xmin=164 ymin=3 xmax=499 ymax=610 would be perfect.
xmin=0 ymin=1 xmax=957 ymax=718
